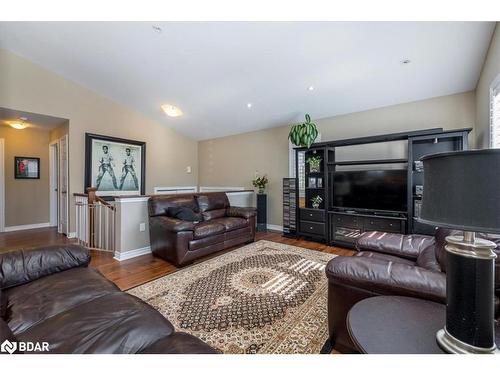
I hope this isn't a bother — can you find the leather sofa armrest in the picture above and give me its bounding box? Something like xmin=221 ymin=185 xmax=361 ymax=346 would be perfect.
xmin=139 ymin=332 xmax=220 ymax=354
xmin=355 ymin=231 xmax=435 ymax=260
xmin=0 ymin=245 xmax=90 ymax=290
xmin=226 ymin=206 xmax=257 ymax=219
xmin=152 ymin=216 xmax=195 ymax=232
xmin=326 ymin=255 xmax=446 ymax=303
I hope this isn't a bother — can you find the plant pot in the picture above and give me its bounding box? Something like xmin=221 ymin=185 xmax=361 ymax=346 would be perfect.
xmin=258 ymin=189 xmax=265 ymax=194
xmin=312 ymin=203 xmax=320 ymax=209
xmin=309 ymin=165 xmax=320 ymax=173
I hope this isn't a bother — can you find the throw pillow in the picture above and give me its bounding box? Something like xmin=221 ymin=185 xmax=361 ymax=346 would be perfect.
xmin=167 ymin=206 xmax=202 ymax=223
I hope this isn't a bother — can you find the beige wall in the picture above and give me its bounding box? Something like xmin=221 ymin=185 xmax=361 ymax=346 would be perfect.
xmin=0 ymin=126 xmax=50 ymax=227
xmin=50 ymin=121 xmax=69 ymax=142
xmin=198 ymin=91 xmax=475 ymax=227
xmin=475 ymin=23 xmax=500 ymax=149
xmin=0 ymin=48 xmax=198 ymax=233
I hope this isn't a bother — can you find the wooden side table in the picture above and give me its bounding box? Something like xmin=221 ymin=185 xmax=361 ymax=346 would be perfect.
xmin=347 ymin=295 xmax=500 ymax=354
xmin=347 ymin=296 xmax=447 ymax=354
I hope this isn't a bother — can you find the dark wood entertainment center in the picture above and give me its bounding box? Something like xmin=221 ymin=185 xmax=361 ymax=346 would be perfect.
xmin=284 ymin=127 xmax=471 ymax=248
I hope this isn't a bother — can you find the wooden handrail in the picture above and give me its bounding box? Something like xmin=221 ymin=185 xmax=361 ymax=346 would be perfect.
xmin=86 ymin=187 xmax=115 ymax=210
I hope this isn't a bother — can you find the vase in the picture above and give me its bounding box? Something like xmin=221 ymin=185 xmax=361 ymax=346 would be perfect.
xmin=258 ymin=188 xmax=265 ymax=194
xmin=310 ymin=165 xmax=320 ymax=173
xmin=312 ymin=203 xmax=319 ymax=209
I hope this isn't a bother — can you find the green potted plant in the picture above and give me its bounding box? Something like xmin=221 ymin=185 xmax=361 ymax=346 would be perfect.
xmin=306 ymin=155 xmax=322 ymax=173
xmin=288 ymin=114 xmax=319 ymax=148
xmin=311 ymin=195 xmax=323 ymax=209
xmin=252 ymin=174 xmax=269 ymax=194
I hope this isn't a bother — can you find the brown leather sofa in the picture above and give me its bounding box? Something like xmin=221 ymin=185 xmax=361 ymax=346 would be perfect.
xmin=148 ymin=192 xmax=256 ymax=267
xmin=0 ymin=245 xmax=218 ymax=354
xmin=326 ymin=228 xmax=500 ymax=353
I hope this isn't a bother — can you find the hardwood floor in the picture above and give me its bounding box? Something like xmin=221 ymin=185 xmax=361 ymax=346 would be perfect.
xmin=0 ymin=227 xmax=354 ymax=290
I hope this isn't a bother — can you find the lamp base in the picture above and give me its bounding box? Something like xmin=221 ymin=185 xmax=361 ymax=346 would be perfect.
xmin=437 ymin=328 xmax=499 ymax=354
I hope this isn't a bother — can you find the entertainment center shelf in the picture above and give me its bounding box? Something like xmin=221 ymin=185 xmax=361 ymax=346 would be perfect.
xmin=290 ymin=127 xmax=471 ymax=247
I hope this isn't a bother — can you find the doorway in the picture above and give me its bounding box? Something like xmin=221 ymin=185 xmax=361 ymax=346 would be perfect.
xmin=49 ymin=134 xmax=69 ymax=235
xmin=0 ymin=138 xmax=4 ymax=232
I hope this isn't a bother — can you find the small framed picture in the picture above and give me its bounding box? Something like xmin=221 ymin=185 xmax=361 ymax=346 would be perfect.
xmin=308 ymin=177 xmax=317 ymax=188
xmin=14 ymin=157 xmax=40 ymax=179
xmin=317 ymin=177 xmax=323 ymax=188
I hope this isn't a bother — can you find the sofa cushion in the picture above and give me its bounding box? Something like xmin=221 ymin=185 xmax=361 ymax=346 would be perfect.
xmin=167 ymin=206 xmax=202 ymax=223
xmin=139 ymin=332 xmax=220 ymax=354
xmin=149 ymin=195 xmax=199 ymax=217
xmin=355 ymin=251 xmax=415 ymax=266
xmin=416 ymin=245 xmax=441 ymax=272
xmin=17 ymin=292 xmax=175 ymax=354
xmin=193 ymin=221 xmax=226 ymax=239
xmin=0 ymin=289 xmax=5 ymax=319
xmin=211 ymin=217 xmax=248 ymax=232
xmin=196 ymin=193 xmax=229 ymax=212
xmin=5 ymin=267 xmax=119 ymax=334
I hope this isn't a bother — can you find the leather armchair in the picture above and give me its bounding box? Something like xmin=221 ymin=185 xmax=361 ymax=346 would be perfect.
xmin=326 ymin=228 xmax=500 ymax=353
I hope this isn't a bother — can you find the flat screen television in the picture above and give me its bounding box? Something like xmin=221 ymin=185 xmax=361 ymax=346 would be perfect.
xmin=333 ymin=170 xmax=407 ymax=212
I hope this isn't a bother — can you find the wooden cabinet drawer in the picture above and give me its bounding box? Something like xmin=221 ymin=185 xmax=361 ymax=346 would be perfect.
xmin=332 ymin=214 xmax=359 ymax=228
xmin=300 ymin=209 xmax=325 ymax=223
xmin=300 ymin=221 xmax=325 ymax=236
xmin=364 ymin=217 xmax=401 ymax=233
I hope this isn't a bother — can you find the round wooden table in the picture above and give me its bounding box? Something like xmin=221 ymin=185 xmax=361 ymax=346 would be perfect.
xmin=347 ymin=296 xmax=447 ymax=354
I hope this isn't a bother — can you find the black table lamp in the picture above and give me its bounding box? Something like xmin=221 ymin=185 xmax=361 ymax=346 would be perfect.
xmin=419 ymin=149 xmax=500 ymax=354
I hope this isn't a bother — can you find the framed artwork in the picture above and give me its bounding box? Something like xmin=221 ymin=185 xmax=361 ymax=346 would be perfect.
xmin=84 ymin=133 xmax=146 ymax=196
xmin=308 ymin=177 xmax=317 ymax=188
xmin=14 ymin=157 xmax=40 ymax=179
xmin=317 ymin=177 xmax=323 ymax=188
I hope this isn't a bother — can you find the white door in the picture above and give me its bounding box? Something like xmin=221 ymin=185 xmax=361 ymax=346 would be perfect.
xmin=0 ymin=138 xmax=5 ymax=232
xmin=49 ymin=142 xmax=59 ymax=227
xmin=58 ymin=135 xmax=69 ymax=235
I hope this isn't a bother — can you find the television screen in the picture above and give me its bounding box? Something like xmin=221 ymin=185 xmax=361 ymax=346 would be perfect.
xmin=333 ymin=170 xmax=407 ymax=212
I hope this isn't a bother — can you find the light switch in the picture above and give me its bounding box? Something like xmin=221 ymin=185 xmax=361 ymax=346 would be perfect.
xmin=186 ymin=166 xmax=192 ymax=173
xmin=139 ymin=223 xmax=146 ymax=232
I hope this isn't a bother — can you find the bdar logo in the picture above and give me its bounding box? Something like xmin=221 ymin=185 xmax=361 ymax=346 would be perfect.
xmin=1 ymin=339 xmax=17 ymax=354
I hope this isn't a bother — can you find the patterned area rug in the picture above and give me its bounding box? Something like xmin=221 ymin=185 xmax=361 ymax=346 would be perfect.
xmin=128 ymin=240 xmax=335 ymax=354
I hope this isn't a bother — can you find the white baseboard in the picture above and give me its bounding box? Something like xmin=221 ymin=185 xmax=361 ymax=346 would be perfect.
xmin=3 ymin=222 xmax=52 ymax=232
xmin=267 ymin=224 xmax=283 ymax=232
xmin=113 ymin=246 xmax=151 ymax=261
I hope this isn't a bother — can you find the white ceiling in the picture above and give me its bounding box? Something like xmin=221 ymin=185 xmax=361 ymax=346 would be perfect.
xmin=0 ymin=22 xmax=495 ymax=140
xmin=0 ymin=107 xmax=68 ymax=130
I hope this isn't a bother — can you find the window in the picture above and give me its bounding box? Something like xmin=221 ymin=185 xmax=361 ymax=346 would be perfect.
xmin=490 ymin=74 xmax=500 ymax=149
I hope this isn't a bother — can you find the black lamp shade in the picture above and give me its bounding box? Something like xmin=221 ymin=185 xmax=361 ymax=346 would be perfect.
xmin=419 ymin=149 xmax=500 ymax=234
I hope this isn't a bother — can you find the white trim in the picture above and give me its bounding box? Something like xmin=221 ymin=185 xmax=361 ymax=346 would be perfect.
xmin=267 ymin=224 xmax=284 ymax=232
xmin=226 ymin=191 xmax=254 ymax=196
xmin=0 ymin=138 xmax=4 ymax=232
xmin=4 ymin=222 xmax=52 ymax=232
xmin=154 ymin=186 xmax=198 ymax=194
xmin=199 ymin=186 xmax=245 ymax=192
xmin=114 ymin=196 xmax=150 ymax=203
xmin=113 ymin=246 xmax=151 ymax=261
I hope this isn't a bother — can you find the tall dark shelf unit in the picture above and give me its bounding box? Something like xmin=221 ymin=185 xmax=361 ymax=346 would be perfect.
xmin=291 ymin=127 xmax=471 ymax=248
xmin=283 ymin=178 xmax=297 ymax=236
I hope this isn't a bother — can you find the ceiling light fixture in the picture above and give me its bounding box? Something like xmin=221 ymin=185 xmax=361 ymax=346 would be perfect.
xmin=401 ymin=59 xmax=411 ymax=65
xmin=9 ymin=122 xmax=27 ymax=130
xmin=308 ymin=86 xmax=315 ymax=91
xmin=161 ymin=104 xmax=183 ymax=117
xmin=247 ymin=103 xmax=253 ymax=109
xmin=152 ymin=25 xmax=162 ymax=33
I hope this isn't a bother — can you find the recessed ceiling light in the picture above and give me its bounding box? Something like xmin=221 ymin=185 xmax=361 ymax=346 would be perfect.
xmin=401 ymin=59 xmax=411 ymax=65
xmin=152 ymin=25 xmax=162 ymax=33
xmin=10 ymin=122 xmax=27 ymax=130
xmin=161 ymin=104 xmax=183 ymax=117
xmin=308 ymin=86 xmax=315 ymax=91
xmin=247 ymin=103 xmax=253 ymax=109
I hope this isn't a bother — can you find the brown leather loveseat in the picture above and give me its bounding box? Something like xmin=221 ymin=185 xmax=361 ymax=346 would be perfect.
xmin=0 ymin=245 xmax=218 ymax=354
xmin=148 ymin=192 xmax=256 ymax=267
xmin=325 ymin=228 xmax=500 ymax=353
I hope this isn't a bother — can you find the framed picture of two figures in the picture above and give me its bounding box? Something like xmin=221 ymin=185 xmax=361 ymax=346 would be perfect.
xmin=84 ymin=133 xmax=146 ymax=197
